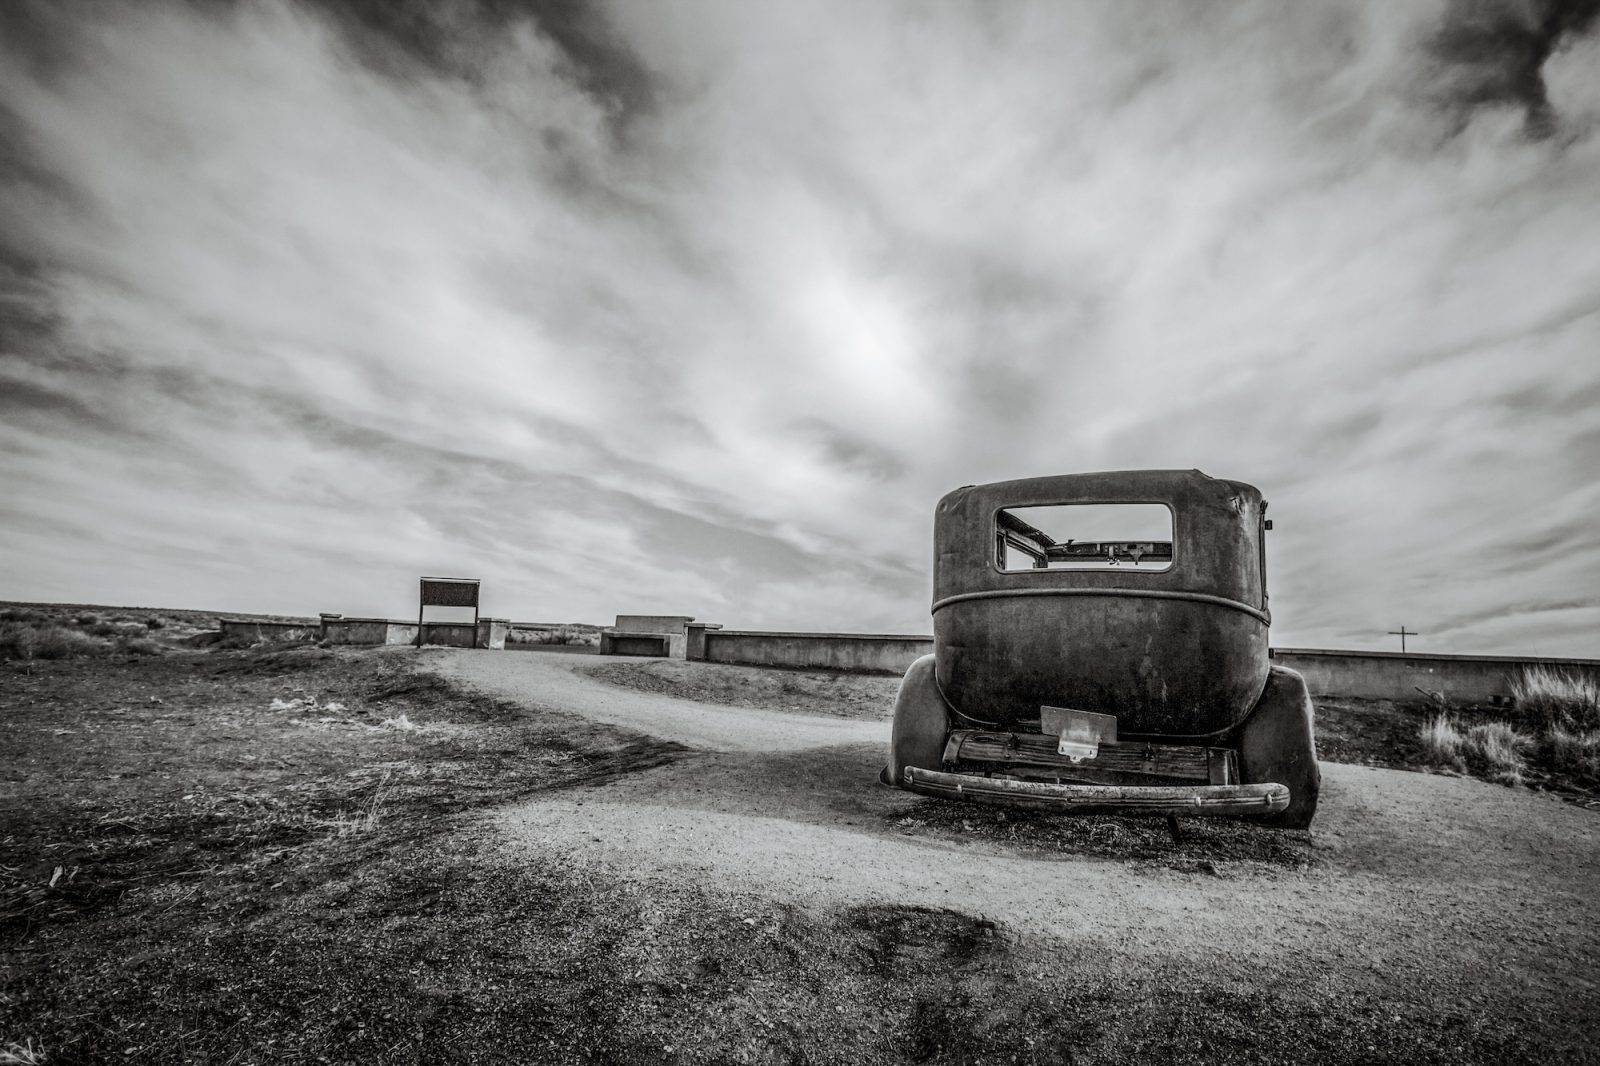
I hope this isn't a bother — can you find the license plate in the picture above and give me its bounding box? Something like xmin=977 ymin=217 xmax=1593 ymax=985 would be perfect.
xmin=1040 ymin=706 xmax=1118 ymax=762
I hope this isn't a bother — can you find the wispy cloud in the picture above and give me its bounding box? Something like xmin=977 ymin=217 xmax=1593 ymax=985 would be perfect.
xmin=1 ymin=0 xmax=1596 ymax=654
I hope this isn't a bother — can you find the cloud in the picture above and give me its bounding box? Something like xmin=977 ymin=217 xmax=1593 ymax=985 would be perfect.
xmin=1419 ymin=0 xmax=1600 ymax=138
xmin=0 ymin=0 xmax=1596 ymax=655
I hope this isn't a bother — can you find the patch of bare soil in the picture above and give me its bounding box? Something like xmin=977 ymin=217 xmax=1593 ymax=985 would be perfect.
xmin=1313 ymin=696 xmax=1439 ymax=770
xmin=580 ymin=658 xmax=901 ymax=721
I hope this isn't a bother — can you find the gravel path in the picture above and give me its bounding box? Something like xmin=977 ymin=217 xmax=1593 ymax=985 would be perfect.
xmin=425 ymin=648 xmax=1600 ymax=1053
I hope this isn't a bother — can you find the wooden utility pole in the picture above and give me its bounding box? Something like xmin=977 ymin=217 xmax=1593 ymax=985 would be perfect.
xmin=1387 ymin=625 xmax=1418 ymax=653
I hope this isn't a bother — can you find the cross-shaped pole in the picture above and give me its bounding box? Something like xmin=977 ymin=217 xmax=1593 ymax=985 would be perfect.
xmin=1387 ymin=625 xmax=1417 ymax=653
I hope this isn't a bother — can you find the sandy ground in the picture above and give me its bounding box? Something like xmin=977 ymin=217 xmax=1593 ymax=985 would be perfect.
xmin=426 ymin=648 xmax=1600 ymax=1053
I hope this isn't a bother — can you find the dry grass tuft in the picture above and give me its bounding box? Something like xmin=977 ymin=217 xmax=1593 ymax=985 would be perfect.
xmin=115 ymin=636 xmax=165 ymax=657
xmin=321 ymin=774 xmax=390 ymax=837
xmin=0 ymin=1039 xmax=48 ymax=1065
xmin=1545 ymin=728 xmax=1600 ymax=783
xmin=1466 ymin=722 xmax=1531 ymax=774
xmin=1512 ymin=666 xmax=1600 ymax=732
xmin=0 ymin=623 xmax=106 ymax=661
xmin=1419 ymin=715 xmax=1532 ymax=782
xmin=1420 ymin=714 xmax=1465 ymax=764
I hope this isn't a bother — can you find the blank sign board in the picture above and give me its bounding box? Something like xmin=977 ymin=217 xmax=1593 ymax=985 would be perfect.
xmin=420 ymin=578 xmax=480 ymax=608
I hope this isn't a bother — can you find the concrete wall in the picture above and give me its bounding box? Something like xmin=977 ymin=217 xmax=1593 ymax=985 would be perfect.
xmin=615 ymin=615 xmax=695 ymax=636
xmin=479 ymin=618 xmax=509 ymax=650
xmin=699 ymin=630 xmax=933 ymax=675
xmin=219 ymin=620 xmax=318 ymax=643
xmin=386 ymin=622 xmax=420 ymax=645
xmin=420 ymin=622 xmax=476 ymax=648
xmin=320 ymin=617 xmax=505 ymax=648
xmin=601 ymin=615 xmax=702 ymax=658
xmin=322 ymin=618 xmax=390 ymax=645
xmin=1271 ymin=648 xmax=1600 ymax=704
xmin=601 ymin=632 xmax=672 ymax=657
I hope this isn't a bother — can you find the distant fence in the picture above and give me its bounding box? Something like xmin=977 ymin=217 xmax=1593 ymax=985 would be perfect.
xmin=697 ymin=630 xmax=933 ymax=675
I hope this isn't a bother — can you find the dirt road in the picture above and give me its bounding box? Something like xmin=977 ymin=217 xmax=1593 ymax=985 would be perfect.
xmin=428 ymin=648 xmax=1600 ymax=1058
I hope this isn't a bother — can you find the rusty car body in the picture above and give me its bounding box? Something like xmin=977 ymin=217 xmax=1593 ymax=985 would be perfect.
xmin=883 ymin=469 xmax=1320 ymax=827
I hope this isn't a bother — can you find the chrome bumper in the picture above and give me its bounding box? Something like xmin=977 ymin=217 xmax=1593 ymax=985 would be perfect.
xmin=901 ymin=767 xmax=1290 ymax=817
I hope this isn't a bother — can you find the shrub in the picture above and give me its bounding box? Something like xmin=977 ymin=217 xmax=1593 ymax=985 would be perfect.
xmin=1420 ymin=714 xmax=1465 ymax=764
xmin=1464 ymin=722 xmax=1531 ymax=783
xmin=75 ymin=612 xmax=100 ymax=626
xmin=1545 ymin=728 xmax=1600 ymax=782
xmin=1510 ymin=666 xmax=1600 ymax=732
xmin=1419 ymin=715 xmax=1532 ymax=783
xmin=116 ymin=636 xmax=164 ymax=656
xmin=144 ymin=616 xmax=165 ymax=630
xmin=0 ymin=608 xmax=49 ymax=625
xmin=0 ymin=623 xmax=106 ymax=660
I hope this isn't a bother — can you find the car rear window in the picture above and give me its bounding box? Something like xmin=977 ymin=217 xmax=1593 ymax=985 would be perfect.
xmin=995 ymin=504 xmax=1173 ymax=572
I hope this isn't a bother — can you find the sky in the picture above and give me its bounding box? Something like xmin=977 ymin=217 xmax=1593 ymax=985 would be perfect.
xmin=1 ymin=0 xmax=1598 ymax=656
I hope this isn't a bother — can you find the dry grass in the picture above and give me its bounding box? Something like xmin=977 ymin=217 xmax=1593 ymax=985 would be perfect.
xmin=508 ymin=624 xmax=600 ymax=647
xmin=1512 ymin=665 xmax=1600 ymax=732
xmin=1545 ymin=727 xmax=1600 ymax=784
xmin=0 ymin=1040 xmax=48 ymax=1065
xmin=1420 ymin=714 xmax=1464 ymax=762
xmin=1419 ymin=715 xmax=1532 ymax=784
xmin=320 ymin=774 xmax=390 ymax=837
xmin=0 ymin=622 xmax=106 ymax=661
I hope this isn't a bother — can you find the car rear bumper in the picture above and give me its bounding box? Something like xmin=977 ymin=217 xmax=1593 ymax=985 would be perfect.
xmin=900 ymin=767 xmax=1290 ymax=817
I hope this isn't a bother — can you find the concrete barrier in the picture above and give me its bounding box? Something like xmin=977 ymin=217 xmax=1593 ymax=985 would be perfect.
xmin=699 ymin=630 xmax=934 ymax=675
xmin=1270 ymin=648 xmax=1600 ymax=704
xmin=599 ymin=615 xmax=709 ymax=658
xmin=319 ymin=616 xmax=506 ymax=647
xmin=322 ymin=618 xmax=391 ymax=645
xmin=219 ymin=620 xmax=318 ymax=643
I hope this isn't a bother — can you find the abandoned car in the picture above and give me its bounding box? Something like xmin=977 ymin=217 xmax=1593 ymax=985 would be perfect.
xmin=883 ymin=469 xmax=1319 ymax=828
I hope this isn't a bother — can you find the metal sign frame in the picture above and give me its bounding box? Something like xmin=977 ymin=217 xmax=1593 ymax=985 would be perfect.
xmin=417 ymin=576 xmax=481 ymax=648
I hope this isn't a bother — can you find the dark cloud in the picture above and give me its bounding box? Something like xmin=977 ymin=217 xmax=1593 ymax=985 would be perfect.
xmin=312 ymin=0 xmax=657 ymax=132
xmin=1422 ymin=0 xmax=1600 ymax=137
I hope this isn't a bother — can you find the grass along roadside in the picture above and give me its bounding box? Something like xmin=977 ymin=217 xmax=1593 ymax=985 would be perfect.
xmin=1417 ymin=667 xmax=1600 ymax=794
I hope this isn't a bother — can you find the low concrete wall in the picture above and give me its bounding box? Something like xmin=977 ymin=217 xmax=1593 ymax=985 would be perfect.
xmin=479 ymin=618 xmax=509 ymax=650
xmin=420 ymin=622 xmax=476 ymax=648
xmin=699 ymin=630 xmax=933 ymax=675
xmin=386 ymin=622 xmax=420 ymax=645
xmin=321 ymin=617 xmax=506 ymax=648
xmin=219 ymin=620 xmax=318 ymax=643
xmin=1271 ymin=648 xmax=1600 ymax=704
xmin=615 ymin=615 xmax=695 ymax=637
xmin=322 ymin=618 xmax=390 ymax=645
